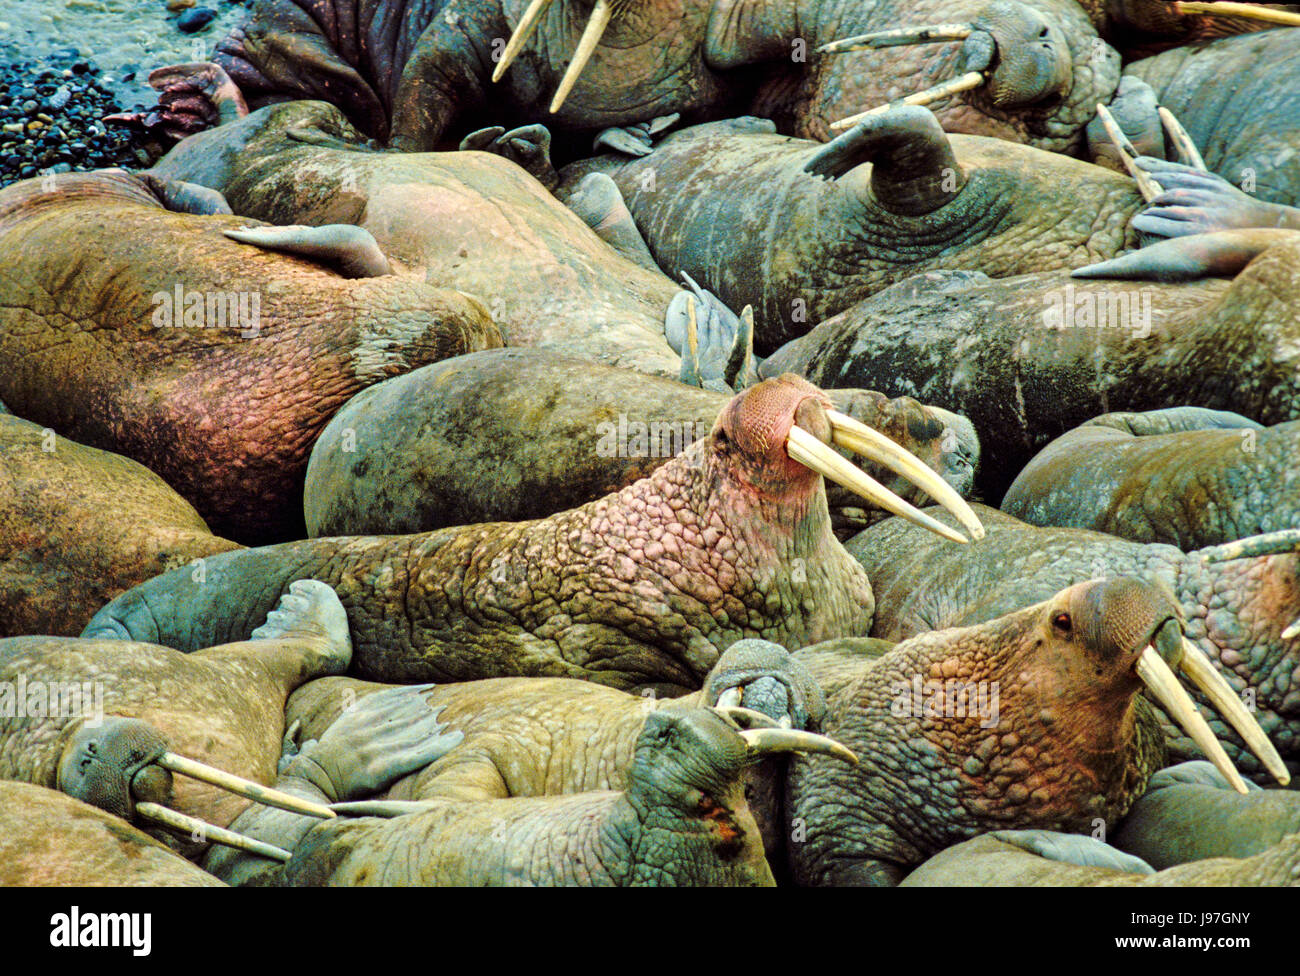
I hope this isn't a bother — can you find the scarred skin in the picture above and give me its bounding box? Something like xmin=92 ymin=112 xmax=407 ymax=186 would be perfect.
xmin=150 ymin=101 xmax=685 ymax=377
xmin=0 ymin=415 xmax=242 ymax=638
xmin=83 ymin=376 xmax=878 ymax=696
xmin=1002 ymin=407 xmax=1300 ymax=549
xmin=303 ymin=347 xmax=979 ymax=538
xmin=557 ymin=108 xmax=1141 ymax=352
xmin=0 ymin=782 xmax=224 ymax=887
xmin=764 ymin=235 xmax=1300 ymax=499
xmin=845 ymin=505 xmax=1300 ymax=779
xmin=0 ymin=170 xmax=501 ymax=543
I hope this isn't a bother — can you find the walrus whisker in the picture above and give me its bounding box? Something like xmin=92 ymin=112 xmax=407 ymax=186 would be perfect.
xmin=156 ymin=752 xmax=337 ymax=819
xmin=134 ymin=802 xmax=292 ymax=861
xmin=829 ymin=71 xmax=985 ymax=131
xmin=1135 ymin=646 xmax=1248 ymax=793
xmin=817 ymin=24 xmax=974 ymax=54
xmin=1179 ymin=639 xmax=1289 ymax=785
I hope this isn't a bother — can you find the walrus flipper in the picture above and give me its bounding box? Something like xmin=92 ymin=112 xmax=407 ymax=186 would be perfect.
xmin=223 ymin=224 xmax=394 ymax=278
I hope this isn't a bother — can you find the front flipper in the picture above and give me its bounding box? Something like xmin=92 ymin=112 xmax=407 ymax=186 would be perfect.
xmin=139 ymin=173 xmax=233 ymax=216
xmin=989 ymin=830 xmax=1156 ymax=874
xmin=460 ymin=124 xmax=557 ymax=189
xmin=1071 ymin=228 xmax=1300 ymax=281
xmin=223 ymin=224 xmax=394 ymax=278
xmin=591 ymin=113 xmax=681 ymax=158
xmin=669 ymin=273 xmax=760 ymax=392
xmin=1131 ymin=158 xmax=1300 ymax=238
xmin=106 ymin=61 xmax=248 ymax=141
xmin=565 ymin=173 xmax=661 ymax=273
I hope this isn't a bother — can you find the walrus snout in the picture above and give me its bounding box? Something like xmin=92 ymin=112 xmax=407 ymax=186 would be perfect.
xmin=972 ymin=2 xmax=1073 ymax=108
xmin=57 ymin=717 xmax=171 ymax=819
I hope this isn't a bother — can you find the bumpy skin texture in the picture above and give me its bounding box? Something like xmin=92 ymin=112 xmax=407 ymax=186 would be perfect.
xmin=739 ymin=0 xmax=1118 ymax=153
xmin=0 ymin=626 xmax=347 ymax=846
xmin=1002 ymin=408 xmax=1299 ymax=549
xmin=785 ymin=578 xmax=1170 ymax=886
xmin=304 ymin=347 xmax=978 ymax=537
xmin=283 ymin=709 xmax=776 ymax=886
xmin=847 ymin=505 xmax=1300 ymax=779
xmin=0 ymin=782 xmax=224 ymax=887
xmin=0 ymin=415 xmax=242 ymax=637
xmin=558 ymin=114 xmax=1140 ymax=352
xmin=1125 ymin=30 xmax=1300 ymax=207
xmin=84 ymin=376 xmax=876 ymax=696
xmin=765 ymin=238 xmax=1300 ymax=499
xmin=0 ymin=170 xmax=500 ymax=544
xmin=901 ymin=830 xmax=1300 ymax=886
xmin=152 ymin=101 xmax=682 ymax=377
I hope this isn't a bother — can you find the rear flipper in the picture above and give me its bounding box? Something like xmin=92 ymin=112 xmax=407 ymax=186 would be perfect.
xmin=1132 ymin=158 xmax=1300 ymax=238
xmin=139 ymin=172 xmax=233 ymax=216
xmin=1072 ymin=228 xmax=1300 ymax=282
xmin=105 ymin=61 xmax=249 ymax=141
xmin=669 ymin=273 xmax=761 ymax=392
xmin=223 ymin=224 xmax=393 ymax=278
xmin=460 ymin=124 xmax=558 ymax=189
xmin=988 ymin=830 xmax=1155 ymax=874
xmin=566 ymin=173 xmax=661 ymax=273
xmin=591 ymin=113 xmax=681 ymax=158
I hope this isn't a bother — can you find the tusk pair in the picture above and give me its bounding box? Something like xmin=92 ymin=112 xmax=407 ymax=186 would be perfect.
xmin=135 ymin=802 xmax=293 ymax=862
xmin=829 ymin=71 xmax=986 ymax=131
xmin=786 ymin=419 xmax=984 ymax=545
xmin=1172 ymin=2 xmax=1300 ymax=26
xmin=1178 ymin=639 xmax=1289 ymax=785
xmin=738 ymin=727 xmax=859 ymax=765
xmin=491 ymin=0 xmax=615 ymax=113
xmin=1094 ymin=103 xmax=1162 ymax=202
xmin=156 ymin=752 xmax=337 ymax=819
xmin=817 ymin=24 xmax=973 ymax=55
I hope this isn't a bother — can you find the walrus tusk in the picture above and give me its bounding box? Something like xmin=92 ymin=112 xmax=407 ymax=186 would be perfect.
xmin=739 ymin=728 xmax=859 ymax=765
xmin=1157 ymin=107 xmax=1207 ymax=171
xmin=156 ymin=752 xmax=337 ymax=819
xmin=714 ymin=687 xmax=743 ymax=709
xmin=826 ymin=409 xmax=985 ymax=541
xmin=134 ymin=802 xmax=292 ymax=861
xmin=550 ymin=0 xmax=613 ymax=113
xmin=1283 ymin=619 xmax=1300 ymax=641
xmin=1179 ymin=638 xmax=1290 ymax=785
xmin=492 ymin=0 xmax=554 ymax=82
xmin=1135 ymin=646 xmax=1248 ymax=794
xmin=330 ymin=800 xmax=440 ymax=817
xmin=1199 ymin=528 xmax=1300 ymax=562
xmin=711 ymin=705 xmax=783 ymax=729
xmin=817 ymin=24 xmax=973 ymax=54
xmin=1095 ymin=103 xmax=1162 ymax=202
xmin=788 ymin=426 xmax=970 ymax=544
xmin=1172 ymin=1 xmax=1300 ymax=26
xmin=829 ymin=71 xmax=985 ymax=131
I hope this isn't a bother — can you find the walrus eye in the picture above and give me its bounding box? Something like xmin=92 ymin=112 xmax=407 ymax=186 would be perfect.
xmin=1052 ymin=612 xmax=1072 ymax=633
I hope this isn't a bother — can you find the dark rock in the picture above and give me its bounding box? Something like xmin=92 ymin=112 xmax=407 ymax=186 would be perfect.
xmin=177 ymin=7 xmax=218 ymax=32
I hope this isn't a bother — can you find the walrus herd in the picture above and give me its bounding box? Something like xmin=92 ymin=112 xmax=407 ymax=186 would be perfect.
xmin=2 ymin=0 xmax=1300 ymax=887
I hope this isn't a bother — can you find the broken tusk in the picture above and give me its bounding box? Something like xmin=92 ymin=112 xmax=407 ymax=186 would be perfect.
xmin=739 ymin=727 xmax=859 ymax=765
xmin=1157 ymin=106 xmax=1207 ymax=172
xmin=492 ymin=0 xmax=554 ymax=82
xmin=156 ymin=752 xmax=336 ymax=819
xmin=1172 ymin=2 xmax=1300 ymax=26
xmin=1135 ymin=646 xmax=1248 ymax=794
xmin=829 ymin=71 xmax=985 ymax=131
xmin=550 ymin=0 xmax=613 ymax=113
xmin=1095 ymin=102 xmax=1163 ymax=202
xmin=134 ymin=801 xmax=292 ymax=861
xmin=787 ymin=425 xmax=970 ymax=544
xmin=1283 ymin=619 xmax=1300 ymax=641
xmin=827 ymin=409 xmax=985 ymax=541
xmin=1179 ymin=638 xmax=1289 ymax=785
xmin=817 ymin=24 xmax=973 ymax=54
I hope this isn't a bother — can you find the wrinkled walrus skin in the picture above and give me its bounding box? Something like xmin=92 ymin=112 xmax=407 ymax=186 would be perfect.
xmin=0 ymin=170 xmax=501 ymax=544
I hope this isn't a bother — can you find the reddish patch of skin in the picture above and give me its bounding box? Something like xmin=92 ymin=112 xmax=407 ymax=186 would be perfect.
xmin=696 ymin=794 xmax=745 ymax=850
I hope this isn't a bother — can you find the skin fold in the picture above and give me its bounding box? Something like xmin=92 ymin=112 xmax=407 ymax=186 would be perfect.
xmin=558 ymin=108 xmax=1141 ymax=352
xmin=1002 ymin=407 xmax=1300 ymax=549
xmin=764 ymin=233 xmax=1300 ymax=499
xmin=0 ymin=415 xmax=242 ymax=638
xmin=0 ymin=169 xmax=501 ymax=544
xmin=303 ymin=347 xmax=979 ymax=537
xmin=150 ymin=101 xmax=688 ymax=378
xmin=847 ymin=504 xmax=1300 ymax=779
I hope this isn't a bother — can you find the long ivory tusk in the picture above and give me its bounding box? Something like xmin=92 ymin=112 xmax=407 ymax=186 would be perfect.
xmin=1173 ymin=2 xmax=1300 ymax=26
xmin=134 ymin=802 xmax=292 ymax=861
xmin=330 ymin=800 xmax=440 ymax=817
xmin=817 ymin=24 xmax=973 ymax=54
xmin=739 ymin=728 xmax=859 ymax=765
xmin=829 ymin=71 xmax=985 ymax=131
xmin=550 ymin=0 xmax=613 ymax=113
xmin=156 ymin=752 xmax=336 ymax=819
xmin=492 ymin=0 xmax=554 ymax=82
xmin=1198 ymin=528 xmax=1300 ymax=562
xmin=1095 ymin=103 xmax=1162 ymax=202
xmin=1157 ymin=106 xmax=1207 ymax=171
xmin=1135 ymin=646 xmax=1248 ymax=794
xmin=1179 ymin=638 xmax=1289 ymax=785
xmin=787 ymin=425 xmax=970 ymax=544
xmin=826 ymin=409 xmax=985 ymax=541
xmin=711 ymin=705 xmax=782 ymax=729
